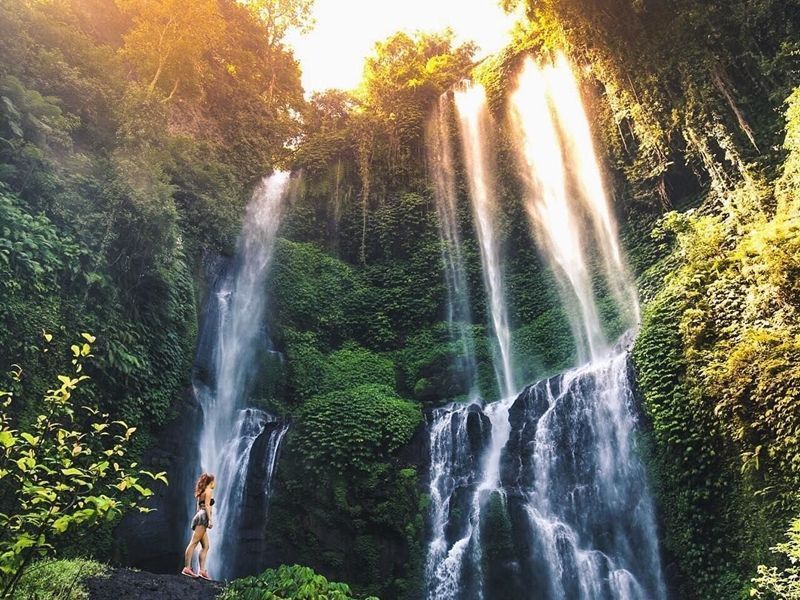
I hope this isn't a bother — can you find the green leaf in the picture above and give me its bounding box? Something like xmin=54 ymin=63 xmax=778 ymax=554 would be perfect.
xmin=20 ymin=432 xmax=38 ymax=446
xmin=52 ymin=515 xmax=71 ymax=534
xmin=16 ymin=456 xmax=35 ymax=472
xmin=0 ymin=430 xmax=15 ymax=448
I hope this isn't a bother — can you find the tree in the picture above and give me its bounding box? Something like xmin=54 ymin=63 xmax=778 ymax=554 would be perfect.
xmin=237 ymin=0 xmax=315 ymax=50
xmin=200 ymin=0 xmax=306 ymax=179
xmin=0 ymin=333 xmax=166 ymax=598
xmin=360 ymin=29 xmax=475 ymax=116
xmin=116 ymin=0 xmax=225 ymax=99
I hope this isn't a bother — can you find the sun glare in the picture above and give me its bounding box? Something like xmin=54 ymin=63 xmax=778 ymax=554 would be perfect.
xmin=285 ymin=0 xmax=520 ymax=94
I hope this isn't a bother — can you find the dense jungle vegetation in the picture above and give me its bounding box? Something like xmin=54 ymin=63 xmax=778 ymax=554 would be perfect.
xmin=0 ymin=0 xmax=798 ymax=598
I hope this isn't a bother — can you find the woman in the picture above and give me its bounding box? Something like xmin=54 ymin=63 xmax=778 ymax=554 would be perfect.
xmin=181 ymin=472 xmax=216 ymax=580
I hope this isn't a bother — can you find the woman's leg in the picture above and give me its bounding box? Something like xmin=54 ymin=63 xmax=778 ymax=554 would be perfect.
xmin=199 ymin=530 xmax=210 ymax=573
xmin=184 ymin=526 xmax=205 ymax=569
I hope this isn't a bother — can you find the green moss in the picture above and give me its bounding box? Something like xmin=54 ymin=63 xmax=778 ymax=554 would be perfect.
xmin=12 ymin=558 xmax=107 ymax=600
xmin=295 ymin=384 xmax=421 ymax=475
xmin=479 ymin=492 xmax=518 ymax=598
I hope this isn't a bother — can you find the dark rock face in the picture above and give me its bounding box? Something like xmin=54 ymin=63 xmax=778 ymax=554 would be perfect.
xmin=87 ymin=568 xmax=222 ymax=599
xmin=115 ymin=388 xmax=202 ymax=573
xmin=231 ymin=419 xmax=288 ymax=579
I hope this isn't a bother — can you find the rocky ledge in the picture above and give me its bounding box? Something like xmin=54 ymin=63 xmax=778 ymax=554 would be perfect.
xmin=86 ymin=568 xmax=222 ymax=599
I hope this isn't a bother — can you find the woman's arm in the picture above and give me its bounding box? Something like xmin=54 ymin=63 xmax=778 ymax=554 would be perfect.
xmin=204 ymin=488 xmax=213 ymax=527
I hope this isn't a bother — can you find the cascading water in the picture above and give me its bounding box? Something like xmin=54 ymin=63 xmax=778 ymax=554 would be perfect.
xmin=425 ymin=83 xmax=521 ymax=600
xmin=454 ymin=83 xmax=515 ymax=399
xmin=426 ymin=96 xmax=480 ymax=397
xmin=424 ymin=55 xmax=666 ymax=600
xmin=509 ymin=54 xmax=640 ymax=362
xmin=425 ymin=404 xmax=489 ymax=599
xmin=425 ymin=96 xmax=491 ymax=598
xmin=193 ymin=172 xmax=291 ymax=580
xmin=500 ymin=340 xmax=666 ymax=599
xmin=500 ymin=53 xmax=665 ymax=598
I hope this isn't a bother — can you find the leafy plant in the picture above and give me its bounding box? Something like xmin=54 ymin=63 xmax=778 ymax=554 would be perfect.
xmin=752 ymin=516 xmax=800 ymax=599
xmin=220 ymin=564 xmax=378 ymax=600
xmin=11 ymin=557 xmax=107 ymax=600
xmin=0 ymin=333 xmax=166 ymax=597
xmin=295 ymin=385 xmax=421 ymax=476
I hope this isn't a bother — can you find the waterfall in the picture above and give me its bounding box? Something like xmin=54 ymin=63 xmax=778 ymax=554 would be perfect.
xmin=425 ymin=95 xmax=479 ymax=397
xmin=500 ymin=343 xmax=667 ymax=600
xmin=454 ymin=83 xmax=515 ymax=399
xmin=193 ymin=172 xmax=291 ymax=580
xmin=509 ymin=54 xmax=639 ymax=362
xmin=500 ymin=53 xmax=665 ymax=596
xmin=425 ymin=404 xmax=490 ymax=599
xmin=424 ymin=85 xmax=520 ymax=599
xmin=544 ymin=54 xmax=640 ymax=330
xmin=424 ymin=55 xmax=666 ymax=599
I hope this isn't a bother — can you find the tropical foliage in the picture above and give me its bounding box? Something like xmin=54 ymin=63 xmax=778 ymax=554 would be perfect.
xmin=0 ymin=335 xmax=165 ymax=597
xmin=752 ymin=517 xmax=800 ymax=600
xmin=11 ymin=558 xmax=107 ymax=600
xmin=221 ymin=564 xmax=378 ymax=600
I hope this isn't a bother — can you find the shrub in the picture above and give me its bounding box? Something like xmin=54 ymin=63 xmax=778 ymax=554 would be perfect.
xmin=220 ymin=564 xmax=377 ymax=600
xmin=11 ymin=558 xmax=106 ymax=600
xmin=751 ymin=516 xmax=800 ymax=599
xmin=295 ymin=385 xmax=421 ymax=476
xmin=321 ymin=344 xmax=395 ymax=394
xmin=0 ymin=334 xmax=165 ymax=596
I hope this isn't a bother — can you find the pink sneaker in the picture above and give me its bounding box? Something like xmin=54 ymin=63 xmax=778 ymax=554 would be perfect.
xmin=198 ymin=570 xmax=212 ymax=581
xmin=181 ymin=567 xmax=197 ymax=578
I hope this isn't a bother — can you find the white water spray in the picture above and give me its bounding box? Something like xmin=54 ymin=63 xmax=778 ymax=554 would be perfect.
xmin=509 ymin=54 xmax=641 ymax=361
xmin=426 ymin=96 xmax=479 ymax=396
xmin=454 ymin=83 xmax=516 ymax=399
xmin=425 ymin=54 xmax=666 ymax=599
xmin=195 ymin=172 xmax=291 ymax=579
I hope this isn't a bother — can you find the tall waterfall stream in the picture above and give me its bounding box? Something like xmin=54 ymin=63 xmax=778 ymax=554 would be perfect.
xmin=191 ymin=173 xmax=291 ymax=580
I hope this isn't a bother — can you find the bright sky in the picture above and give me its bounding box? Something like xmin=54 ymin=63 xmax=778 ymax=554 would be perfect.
xmin=285 ymin=0 xmax=519 ymax=94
